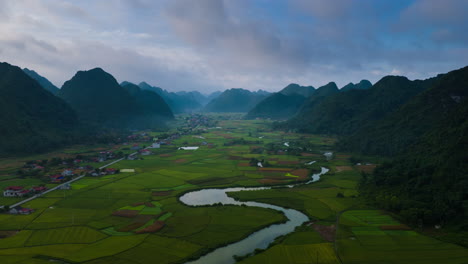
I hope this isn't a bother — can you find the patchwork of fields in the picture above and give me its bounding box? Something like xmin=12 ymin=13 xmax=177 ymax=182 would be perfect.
xmin=0 ymin=116 xmax=466 ymax=263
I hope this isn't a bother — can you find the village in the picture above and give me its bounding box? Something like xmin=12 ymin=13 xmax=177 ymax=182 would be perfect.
xmin=0 ymin=115 xmax=212 ymax=216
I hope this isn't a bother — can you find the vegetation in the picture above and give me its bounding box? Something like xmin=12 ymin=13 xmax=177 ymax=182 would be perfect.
xmin=278 ymin=83 xmax=315 ymax=97
xmin=59 ymin=68 xmax=173 ymax=130
xmin=340 ymin=80 xmax=372 ymax=92
xmin=22 ymin=68 xmax=60 ymax=94
xmin=245 ymin=93 xmax=307 ymax=120
xmin=137 ymin=81 xmax=203 ymax=113
xmin=283 ymin=76 xmax=435 ymax=134
xmin=0 ymin=62 xmax=79 ymax=155
xmin=203 ymin=88 xmax=270 ymax=112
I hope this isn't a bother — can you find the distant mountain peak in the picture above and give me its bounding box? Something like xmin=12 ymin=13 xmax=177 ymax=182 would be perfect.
xmin=341 ymin=79 xmax=372 ymax=91
xmin=280 ymin=83 xmax=315 ymax=97
xmin=22 ymin=67 xmax=60 ymax=95
xmin=203 ymin=88 xmax=269 ymax=113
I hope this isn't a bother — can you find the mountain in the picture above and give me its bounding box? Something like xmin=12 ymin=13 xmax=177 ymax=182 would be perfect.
xmin=59 ymin=68 xmax=172 ymax=129
xmin=203 ymin=88 xmax=270 ymax=113
xmin=339 ymin=68 xmax=463 ymax=156
xmin=279 ymin=82 xmax=340 ymax=131
xmin=279 ymin=83 xmax=315 ymax=97
xmin=245 ymin=93 xmax=306 ymax=120
xmin=175 ymin=90 xmax=212 ymax=106
xmin=357 ymin=66 xmax=468 ymax=228
xmin=121 ymin=82 xmax=174 ymax=121
xmin=138 ymin=82 xmax=202 ymax=113
xmin=340 ymin=80 xmax=372 ymax=91
xmin=23 ymin=68 xmax=60 ymax=94
xmin=283 ymin=76 xmax=434 ymax=134
xmin=0 ymin=62 xmax=78 ymax=155
xmin=206 ymin=91 xmax=222 ymax=102
xmin=245 ymin=83 xmax=315 ymax=120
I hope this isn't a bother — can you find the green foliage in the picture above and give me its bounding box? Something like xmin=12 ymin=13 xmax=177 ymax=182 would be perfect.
xmin=245 ymin=93 xmax=307 ymax=120
xmin=59 ymin=68 xmax=172 ymax=129
xmin=357 ymin=66 xmax=468 ymax=228
xmin=284 ymin=76 xmax=433 ymax=134
xmin=203 ymin=88 xmax=269 ymax=113
xmin=122 ymin=82 xmax=174 ymax=120
xmin=0 ymin=62 xmax=79 ymax=155
xmin=23 ymin=68 xmax=59 ymax=94
xmin=138 ymin=81 xmax=203 ymax=113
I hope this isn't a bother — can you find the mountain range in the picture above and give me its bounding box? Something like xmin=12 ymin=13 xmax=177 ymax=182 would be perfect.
xmin=203 ymin=88 xmax=270 ymax=112
xmin=282 ymin=77 xmax=434 ymax=135
xmin=59 ymin=68 xmax=173 ymax=129
xmin=352 ymin=66 xmax=468 ymax=226
xmin=249 ymin=82 xmax=338 ymax=121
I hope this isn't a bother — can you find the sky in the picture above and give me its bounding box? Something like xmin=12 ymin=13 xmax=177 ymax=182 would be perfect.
xmin=0 ymin=0 xmax=467 ymax=93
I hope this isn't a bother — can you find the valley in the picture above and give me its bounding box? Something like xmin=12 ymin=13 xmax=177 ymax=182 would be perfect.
xmin=0 ymin=116 xmax=466 ymax=264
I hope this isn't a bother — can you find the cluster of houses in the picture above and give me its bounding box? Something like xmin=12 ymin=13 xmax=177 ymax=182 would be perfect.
xmin=186 ymin=114 xmax=212 ymax=128
xmin=3 ymin=186 xmax=47 ymax=197
xmin=8 ymin=206 xmax=35 ymax=215
xmin=89 ymin=168 xmax=118 ymax=177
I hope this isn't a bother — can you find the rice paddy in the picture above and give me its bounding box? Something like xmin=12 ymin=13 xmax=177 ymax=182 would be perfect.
xmin=0 ymin=116 xmax=466 ymax=263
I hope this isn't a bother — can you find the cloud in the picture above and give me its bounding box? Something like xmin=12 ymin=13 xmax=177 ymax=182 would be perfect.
xmin=396 ymin=0 xmax=468 ymax=44
xmin=292 ymin=0 xmax=352 ymax=19
xmin=0 ymin=0 xmax=466 ymax=93
xmin=164 ymin=0 xmax=310 ymax=77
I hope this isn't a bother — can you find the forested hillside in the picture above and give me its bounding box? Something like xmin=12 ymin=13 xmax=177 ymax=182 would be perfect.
xmin=0 ymin=63 xmax=79 ymax=155
xmin=245 ymin=93 xmax=306 ymax=119
xmin=203 ymin=88 xmax=269 ymax=112
xmin=23 ymin=68 xmax=60 ymax=95
xmin=283 ymin=77 xmax=435 ymax=135
xmin=59 ymin=69 xmax=173 ymax=129
xmin=138 ymin=82 xmax=202 ymax=113
xmin=350 ymin=66 xmax=468 ymax=237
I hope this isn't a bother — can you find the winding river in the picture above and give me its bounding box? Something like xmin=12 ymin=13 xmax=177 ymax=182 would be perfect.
xmin=179 ymin=167 xmax=329 ymax=264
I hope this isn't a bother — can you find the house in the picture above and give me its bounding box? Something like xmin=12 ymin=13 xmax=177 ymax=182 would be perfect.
xmin=140 ymin=149 xmax=152 ymax=156
xmin=50 ymin=174 xmax=64 ymax=183
xmin=131 ymin=144 xmax=141 ymax=150
xmin=59 ymin=183 xmax=71 ymax=190
xmin=151 ymin=143 xmax=160 ymax=148
xmin=33 ymin=165 xmax=45 ymax=170
xmin=3 ymin=186 xmax=24 ymax=197
xmin=106 ymin=168 xmax=118 ymax=175
xmin=62 ymin=169 xmax=74 ymax=176
xmin=127 ymin=153 xmax=138 ymax=160
xmin=18 ymin=189 xmax=31 ymax=197
xmin=31 ymin=186 xmax=47 ymax=193
xmin=9 ymin=206 xmax=34 ymax=215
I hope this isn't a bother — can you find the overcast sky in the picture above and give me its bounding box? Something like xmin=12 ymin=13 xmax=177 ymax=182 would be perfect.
xmin=0 ymin=0 xmax=467 ymax=93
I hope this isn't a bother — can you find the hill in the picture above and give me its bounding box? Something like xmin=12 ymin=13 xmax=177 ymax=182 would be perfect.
xmin=0 ymin=62 xmax=78 ymax=154
xmin=23 ymin=68 xmax=60 ymax=94
xmin=59 ymin=69 xmax=172 ymax=129
xmin=245 ymin=93 xmax=306 ymax=119
xmin=203 ymin=88 xmax=269 ymax=112
xmin=278 ymin=82 xmax=339 ymax=131
xmin=138 ymin=82 xmax=202 ymax=113
xmin=340 ymin=80 xmax=372 ymax=91
xmin=279 ymin=83 xmax=315 ymax=97
xmin=339 ymin=67 xmax=464 ymax=156
xmin=121 ymin=82 xmax=174 ymax=122
xmin=283 ymin=76 xmax=434 ymax=134
xmin=357 ymin=66 xmax=468 ymax=229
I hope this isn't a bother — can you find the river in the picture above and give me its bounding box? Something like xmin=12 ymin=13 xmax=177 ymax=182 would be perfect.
xmin=179 ymin=167 xmax=329 ymax=264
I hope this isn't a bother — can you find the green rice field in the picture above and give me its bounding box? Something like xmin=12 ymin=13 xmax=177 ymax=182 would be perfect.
xmin=0 ymin=116 xmax=466 ymax=263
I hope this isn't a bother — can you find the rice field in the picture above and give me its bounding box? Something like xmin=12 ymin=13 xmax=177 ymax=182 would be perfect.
xmin=0 ymin=118 xmax=466 ymax=263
